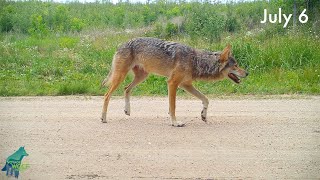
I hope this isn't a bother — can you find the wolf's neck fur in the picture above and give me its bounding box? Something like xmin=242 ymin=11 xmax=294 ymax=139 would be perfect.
xmin=192 ymin=51 xmax=222 ymax=80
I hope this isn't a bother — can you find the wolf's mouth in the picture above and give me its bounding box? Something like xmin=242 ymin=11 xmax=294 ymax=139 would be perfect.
xmin=228 ymin=73 xmax=240 ymax=84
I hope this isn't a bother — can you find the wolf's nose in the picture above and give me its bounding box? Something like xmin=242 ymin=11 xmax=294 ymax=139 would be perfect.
xmin=246 ymin=72 xmax=249 ymax=76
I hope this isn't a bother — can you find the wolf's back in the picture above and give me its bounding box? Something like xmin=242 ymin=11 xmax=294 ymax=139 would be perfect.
xmin=120 ymin=37 xmax=194 ymax=60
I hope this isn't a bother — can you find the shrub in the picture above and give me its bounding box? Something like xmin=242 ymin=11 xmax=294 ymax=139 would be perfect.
xmin=142 ymin=5 xmax=157 ymax=25
xmin=53 ymin=5 xmax=70 ymax=32
xmin=28 ymin=14 xmax=49 ymax=37
xmin=0 ymin=4 xmax=15 ymax=32
xmin=165 ymin=22 xmax=178 ymax=38
xmin=59 ymin=37 xmax=79 ymax=48
xmin=70 ymin=17 xmax=85 ymax=32
xmin=225 ymin=16 xmax=239 ymax=33
xmin=185 ymin=6 xmax=225 ymax=42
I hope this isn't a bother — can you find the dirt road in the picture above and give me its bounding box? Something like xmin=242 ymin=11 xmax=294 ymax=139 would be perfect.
xmin=0 ymin=96 xmax=319 ymax=179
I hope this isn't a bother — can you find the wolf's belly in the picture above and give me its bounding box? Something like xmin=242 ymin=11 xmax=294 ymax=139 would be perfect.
xmin=134 ymin=57 xmax=176 ymax=77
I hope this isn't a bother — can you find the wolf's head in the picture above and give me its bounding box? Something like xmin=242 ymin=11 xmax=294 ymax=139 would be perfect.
xmin=219 ymin=44 xmax=248 ymax=84
xmin=18 ymin=147 xmax=29 ymax=157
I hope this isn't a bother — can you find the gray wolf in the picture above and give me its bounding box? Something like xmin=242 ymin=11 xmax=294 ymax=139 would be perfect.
xmin=101 ymin=37 xmax=248 ymax=127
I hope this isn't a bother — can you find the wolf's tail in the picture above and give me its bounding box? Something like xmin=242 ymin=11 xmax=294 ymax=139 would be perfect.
xmin=100 ymin=47 xmax=134 ymax=89
xmin=1 ymin=162 xmax=7 ymax=171
xmin=101 ymin=51 xmax=119 ymax=89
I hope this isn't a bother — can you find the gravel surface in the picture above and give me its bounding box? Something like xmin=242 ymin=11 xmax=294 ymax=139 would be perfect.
xmin=0 ymin=96 xmax=319 ymax=179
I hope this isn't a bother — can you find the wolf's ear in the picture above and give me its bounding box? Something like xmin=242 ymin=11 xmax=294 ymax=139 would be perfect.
xmin=219 ymin=44 xmax=231 ymax=63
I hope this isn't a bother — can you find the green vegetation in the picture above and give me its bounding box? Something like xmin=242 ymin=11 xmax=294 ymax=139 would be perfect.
xmin=0 ymin=0 xmax=319 ymax=96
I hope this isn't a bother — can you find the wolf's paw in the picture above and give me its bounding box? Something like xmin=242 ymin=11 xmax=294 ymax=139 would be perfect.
xmin=124 ymin=109 xmax=130 ymax=116
xmin=101 ymin=117 xmax=107 ymax=123
xmin=201 ymin=115 xmax=207 ymax=122
xmin=172 ymin=121 xmax=185 ymax=127
xmin=201 ymin=110 xmax=207 ymax=122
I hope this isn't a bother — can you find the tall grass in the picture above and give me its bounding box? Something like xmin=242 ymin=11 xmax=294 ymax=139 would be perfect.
xmin=1 ymin=28 xmax=319 ymax=96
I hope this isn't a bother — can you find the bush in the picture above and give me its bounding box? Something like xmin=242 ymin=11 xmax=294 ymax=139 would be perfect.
xmin=70 ymin=18 xmax=85 ymax=32
xmin=225 ymin=16 xmax=239 ymax=33
xmin=185 ymin=6 xmax=225 ymax=42
xmin=28 ymin=14 xmax=49 ymax=37
xmin=165 ymin=22 xmax=178 ymax=38
xmin=59 ymin=37 xmax=79 ymax=48
xmin=0 ymin=4 xmax=15 ymax=32
xmin=142 ymin=5 xmax=157 ymax=25
xmin=53 ymin=5 xmax=70 ymax=32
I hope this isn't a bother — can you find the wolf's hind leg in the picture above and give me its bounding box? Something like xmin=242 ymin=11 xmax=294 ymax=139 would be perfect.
xmin=168 ymin=74 xmax=185 ymax=127
xmin=101 ymin=74 xmax=127 ymax=123
xmin=124 ymin=66 xmax=148 ymax=116
xmin=180 ymin=82 xmax=209 ymax=122
xmin=101 ymin=58 xmax=130 ymax=123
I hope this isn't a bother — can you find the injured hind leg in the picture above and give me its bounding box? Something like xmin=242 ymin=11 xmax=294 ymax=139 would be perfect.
xmin=124 ymin=66 xmax=148 ymax=116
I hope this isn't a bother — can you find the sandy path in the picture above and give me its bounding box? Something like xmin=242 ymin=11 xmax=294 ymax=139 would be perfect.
xmin=0 ymin=96 xmax=319 ymax=179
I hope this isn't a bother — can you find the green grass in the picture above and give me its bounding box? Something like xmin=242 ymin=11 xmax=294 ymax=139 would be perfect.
xmin=1 ymin=0 xmax=319 ymax=96
xmin=0 ymin=28 xmax=319 ymax=96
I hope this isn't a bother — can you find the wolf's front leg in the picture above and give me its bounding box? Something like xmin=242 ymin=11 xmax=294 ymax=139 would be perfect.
xmin=180 ymin=83 xmax=209 ymax=123
xmin=169 ymin=112 xmax=185 ymax=127
xmin=124 ymin=94 xmax=130 ymax=116
xmin=200 ymin=99 xmax=209 ymax=122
